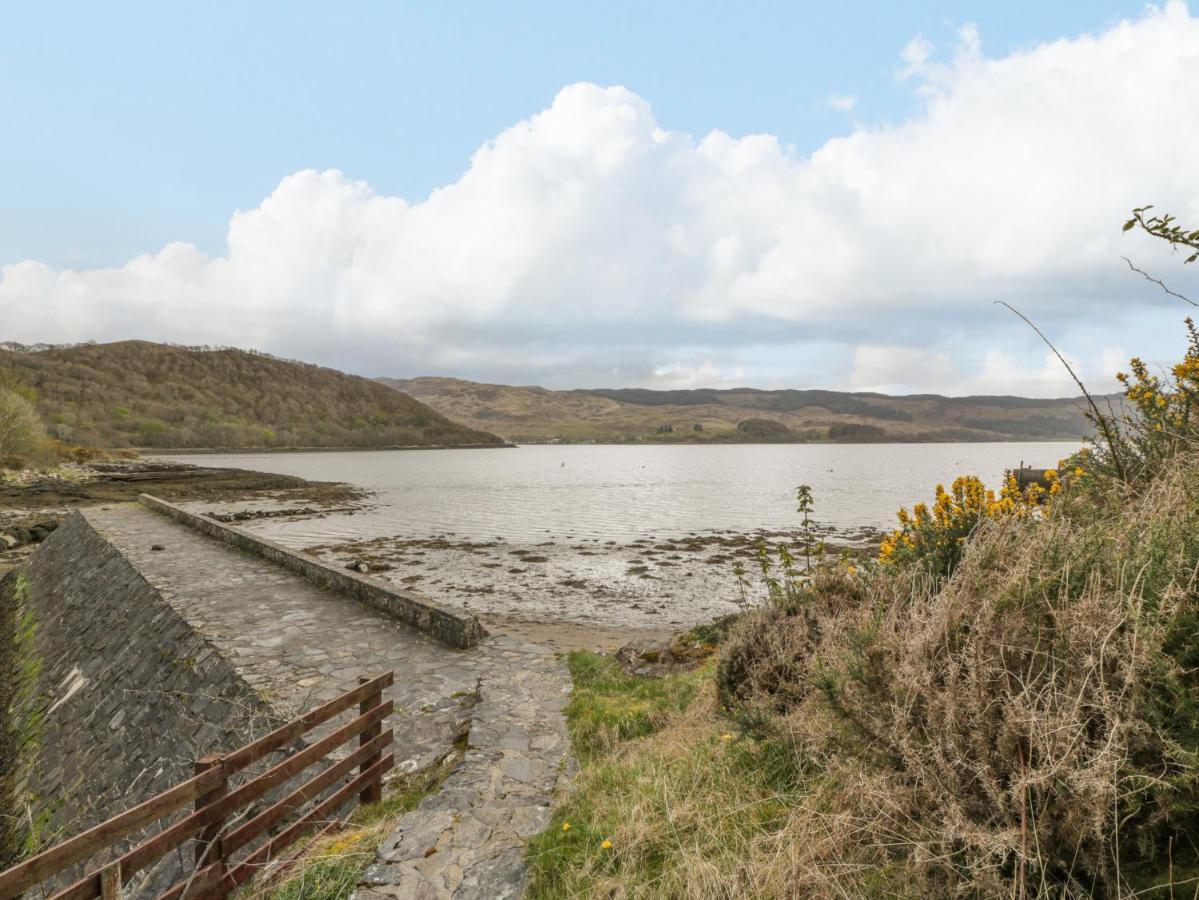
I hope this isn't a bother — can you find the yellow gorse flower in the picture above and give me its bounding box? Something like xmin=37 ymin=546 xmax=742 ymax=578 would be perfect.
xmin=879 ymin=473 xmax=1048 ymax=566
xmin=1119 ymin=319 xmax=1199 ymax=441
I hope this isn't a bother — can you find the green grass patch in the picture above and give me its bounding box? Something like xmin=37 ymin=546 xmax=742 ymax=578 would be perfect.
xmin=0 ymin=572 xmax=47 ymax=869
xmin=527 ymin=670 xmax=818 ymax=899
xmin=260 ymin=831 xmax=375 ymax=900
xmin=563 ymin=651 xmax=704 ymax=762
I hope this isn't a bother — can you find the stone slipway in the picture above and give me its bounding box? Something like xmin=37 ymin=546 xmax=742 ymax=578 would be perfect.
xmin=88 ymin=504 xmax=486 ymax=761
xmin=17 ymin=503 xmax=572 ymax=898
xmin=138 ymin=493 xmax=486 ymax=649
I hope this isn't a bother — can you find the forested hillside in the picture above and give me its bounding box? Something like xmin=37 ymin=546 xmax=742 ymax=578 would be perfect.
xmin=0 ymin=342 xmax=503 ymax=449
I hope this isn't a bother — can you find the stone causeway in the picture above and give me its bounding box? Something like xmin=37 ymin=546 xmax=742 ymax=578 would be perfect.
xmin=17 ymin=502 xmax=573 ymax=899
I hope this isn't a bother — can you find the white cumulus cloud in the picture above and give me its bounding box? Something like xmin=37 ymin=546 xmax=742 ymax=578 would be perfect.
xmin=3 ymin=3 xmax=1199 ymax=393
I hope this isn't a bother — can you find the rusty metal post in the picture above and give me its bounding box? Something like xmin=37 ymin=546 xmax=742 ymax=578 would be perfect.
xmin=358 ymin=676 xmax=384 ymax=805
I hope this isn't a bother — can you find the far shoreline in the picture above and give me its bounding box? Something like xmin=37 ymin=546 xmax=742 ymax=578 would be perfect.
xmin=149 ymin=436 xmax=1086 ymax=454
xmin=147 ymin=442 xmax=516 ymax=455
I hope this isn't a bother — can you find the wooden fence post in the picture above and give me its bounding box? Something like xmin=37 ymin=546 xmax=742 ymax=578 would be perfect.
xmin=100 ymin=860 xmax=121 ymax=898
xmin=358 ymin=676 xmax=384 ymax=805
xmin=193 ymin=754 xmax=228 ymax=895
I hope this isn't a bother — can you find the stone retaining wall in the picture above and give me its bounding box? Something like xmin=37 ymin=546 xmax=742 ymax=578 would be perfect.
xmin=4 ymin=511 xmax=280 ymax=895
xmin=138 ymin=494 xmax=486 ymax=649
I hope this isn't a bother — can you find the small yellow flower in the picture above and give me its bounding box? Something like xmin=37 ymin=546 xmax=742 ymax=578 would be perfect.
xmin=721 ymin=733 xmax=732 ymax=741
xmin=846 ymin=565 xmax=856 ymax=574
xmin=602 ymin=839 xmax=613 ymax=849
xmin=562 ymin=822 xmax=571 ymax=832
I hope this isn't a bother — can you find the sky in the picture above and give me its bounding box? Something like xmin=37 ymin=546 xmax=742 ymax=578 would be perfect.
xmin=2 ymin=1 xmax=1198 ymax=395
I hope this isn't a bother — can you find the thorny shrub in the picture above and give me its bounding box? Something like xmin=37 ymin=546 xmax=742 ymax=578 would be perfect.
xmin=715 ymin=309 xmax=1199 ymax=893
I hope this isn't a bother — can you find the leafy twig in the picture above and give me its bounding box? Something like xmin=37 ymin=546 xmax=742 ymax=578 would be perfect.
xmin=1124 ymin=206 xmax=1199 ymax=264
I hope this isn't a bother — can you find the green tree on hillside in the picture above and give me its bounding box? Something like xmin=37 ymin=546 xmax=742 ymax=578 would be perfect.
xmin=0 ymin=387 xmax=44 ymax=460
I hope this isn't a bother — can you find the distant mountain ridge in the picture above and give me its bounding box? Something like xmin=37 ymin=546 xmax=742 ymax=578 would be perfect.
xmin=380 ymin=376 xmax=1105 ymax=443
xmin=1 ymin=342 xmax=504 ymax=449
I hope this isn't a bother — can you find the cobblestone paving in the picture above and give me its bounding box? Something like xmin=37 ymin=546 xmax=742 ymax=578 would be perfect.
xmin=86 ymin=505 xmax=573 ymax=897
xmin=354 ymin=649 xmax=572 ymax=899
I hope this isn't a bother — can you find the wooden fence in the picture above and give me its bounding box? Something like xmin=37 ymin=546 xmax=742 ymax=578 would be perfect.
xmin=0 ymin=671 xmax=396 ymax=899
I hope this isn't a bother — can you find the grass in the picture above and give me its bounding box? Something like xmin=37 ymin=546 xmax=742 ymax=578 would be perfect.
xmin=560 ymin=651 xmax=703 ymax=764
xmin=526 ymin=449 xmax=1199 ymax=897
xmin=236 ymin=758 xmax=455 ymax=900
xmin=525 ymin=661 xmax=872 ymax=900
xmin=527 ymin=654 xmax=848 ymax=899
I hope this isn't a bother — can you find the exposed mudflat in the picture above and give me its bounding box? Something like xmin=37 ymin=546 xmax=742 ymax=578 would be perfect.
xmin=195 ymin=498 xmax=880 ymax=651
xmin=2 ymin=456 xmax=883 ymax=651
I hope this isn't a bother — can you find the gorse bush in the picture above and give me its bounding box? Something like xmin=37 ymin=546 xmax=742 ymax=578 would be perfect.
xmin=527 ymin=209 xmax=1199 ymax=898
xmin=716 ymin=566 xmax=864 ymax=715
xmin=701 ymin=210 xmax=1199 ymax=896
xmin=530 ymin=209 xmax=1199 ymax=897
xmin=821 ymin=472 xmax=1199 ymax=894
xmin=876 ymin=471 xmax=1083 ymax=577
xmin=710 ymin=436 xmax=1199 ymax=895
xmin=1104 ymin=316 xmax=1199 ymax=483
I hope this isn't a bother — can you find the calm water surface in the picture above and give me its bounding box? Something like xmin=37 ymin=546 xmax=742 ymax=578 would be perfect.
xmin=170 ymin=443 xmax=1081 ymax=545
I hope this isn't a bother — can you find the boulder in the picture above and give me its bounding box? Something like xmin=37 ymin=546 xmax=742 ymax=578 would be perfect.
xmin=614 ymin=633 xmax=715 ymax=678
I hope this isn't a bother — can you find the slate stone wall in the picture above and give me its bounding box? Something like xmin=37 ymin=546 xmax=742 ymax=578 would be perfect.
xmin=138 ymin=494 xmax=487 ymax=649
xmin=5 ymin=512 xmax=279 ymax=894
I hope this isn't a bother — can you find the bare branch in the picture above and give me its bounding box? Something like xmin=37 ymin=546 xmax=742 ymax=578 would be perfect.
xmin=1122 ymin=257 xmax=1199 ymax=308
xmin=994 ymin=301 xmax=1127 ymax=482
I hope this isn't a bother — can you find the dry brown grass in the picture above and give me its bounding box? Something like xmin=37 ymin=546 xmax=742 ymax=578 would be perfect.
xmin=533 ymin=460 xmax=1199 ymax=899
xmin=723 ymin=461 xmax=1199 ymax=896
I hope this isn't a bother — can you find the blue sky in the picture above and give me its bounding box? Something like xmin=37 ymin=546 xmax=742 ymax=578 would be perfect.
xmin=0 ymin=1 xmax=1148 ymax=268
xmin=2 ymin=2 xmax=1197 ymax=394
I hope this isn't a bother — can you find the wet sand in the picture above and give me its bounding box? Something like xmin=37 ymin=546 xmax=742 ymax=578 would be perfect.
xmin=198 ymin=500 xmax=880 ymax=651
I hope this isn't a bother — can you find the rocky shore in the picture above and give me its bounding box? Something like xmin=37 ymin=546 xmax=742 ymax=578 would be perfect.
xmin=0 ymin=458 xmax=363 ymax=574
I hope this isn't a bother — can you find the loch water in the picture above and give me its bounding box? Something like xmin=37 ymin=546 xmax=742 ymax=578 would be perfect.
xmin=171 ymin=442 xmax=1082 ymax=545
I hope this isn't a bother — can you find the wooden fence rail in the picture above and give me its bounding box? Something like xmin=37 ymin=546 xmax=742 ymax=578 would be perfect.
xmin=0 ymin=671 xmax=396 ymax=900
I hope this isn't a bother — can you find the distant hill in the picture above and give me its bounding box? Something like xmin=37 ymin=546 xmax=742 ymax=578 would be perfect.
xmin=381 ymin=376 xmax=1105 ymax=443
xmin=1 ymin=342 xmax=504 ymax=449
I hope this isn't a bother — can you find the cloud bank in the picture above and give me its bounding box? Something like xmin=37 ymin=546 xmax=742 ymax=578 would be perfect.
xmin=4 ymin=2 xmax=1199 ymax=394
